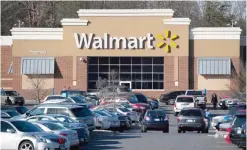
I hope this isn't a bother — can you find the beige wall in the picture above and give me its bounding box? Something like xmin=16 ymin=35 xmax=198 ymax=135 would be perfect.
xmin=22 ymin=75 xmax=54 ymax=90
xmin=12 ymin=17 xmax=189 ymax=57
xmin=192 ymin=40 xmax=240 ymax=57
xmin=198 ymin=75 xmax=230 ymax=90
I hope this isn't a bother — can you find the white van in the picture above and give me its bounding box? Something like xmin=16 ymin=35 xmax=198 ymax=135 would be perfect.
xmin=174 ymin=95 xmax=195 ymax=116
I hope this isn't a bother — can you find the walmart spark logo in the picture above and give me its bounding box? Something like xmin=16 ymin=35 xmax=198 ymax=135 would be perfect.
xmin=157 ymin=30 xmax=179 ymax=53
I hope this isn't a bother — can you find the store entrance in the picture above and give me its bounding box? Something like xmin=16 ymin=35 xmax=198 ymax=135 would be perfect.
xmin=119 ymin=81 xmax=132 ymax=90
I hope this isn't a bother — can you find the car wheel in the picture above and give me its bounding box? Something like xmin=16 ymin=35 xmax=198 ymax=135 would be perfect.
xmin=178 ymin=129 xmax=181 ymax=133
xmin=19 ymin=141 xmax=34 ymax=150
xmin=197 ymin=130 xmax=201 ymax=133
xmin=163 ymin=128 xmax=169 ymax=133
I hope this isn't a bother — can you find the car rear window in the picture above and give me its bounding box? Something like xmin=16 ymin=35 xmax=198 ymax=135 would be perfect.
xmin=70 ymin=107 xmax=92 ymax=117
xmin=232 ymin=115 xmax=246 ymax=128
xmin=147 ymin=111 xmax=165 ymax=117
xmin=6 ymin=111 xmax=20 ymax=117
xmin=46 ymin=96 xmax=67 ymax=100
xmin=118 ymin=107 xmax=130 ymax=112
xmin=176 ymin=97 xmax=194 ymax=103
xmin=180 ymin=109 xmax=202 ymax=117
xmin=43 ymin=123 xmax=65 ymax=130
xmin=135 ymin=94 xmax=148 ymax=103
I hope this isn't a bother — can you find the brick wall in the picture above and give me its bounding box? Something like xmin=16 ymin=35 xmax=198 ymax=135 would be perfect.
xmin=75 ymin=56 xmax=87 ymax=91
xmin=12 ymin=57 xmax=22 ymax=91
xmin=54 ymin=56 xmax=73 ymax=94
xmin=1 ymin=46 xmax=13 ymax=88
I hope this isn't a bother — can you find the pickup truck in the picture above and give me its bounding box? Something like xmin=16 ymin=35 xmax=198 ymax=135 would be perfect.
xmin=185 ymin=90 xmax=207 ymax=109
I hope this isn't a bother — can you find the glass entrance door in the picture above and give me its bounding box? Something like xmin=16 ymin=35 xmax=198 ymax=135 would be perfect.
xmin=119 ymin=81 xmax=132 ymax=90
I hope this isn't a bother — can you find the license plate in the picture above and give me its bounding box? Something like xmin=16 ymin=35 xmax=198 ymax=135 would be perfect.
xmin=59 ymin=144 xmax=66 ymax=150
xmin=154 ymin=118 xmax=160 ymax=121
xmin=186 ymin=119 xmax=194 ymax=122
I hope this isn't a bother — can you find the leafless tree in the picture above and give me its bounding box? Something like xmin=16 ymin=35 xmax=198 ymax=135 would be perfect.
xmin=227 ymin=61 xmax=246 ymax=101
xmin=26 ymin=75 xmax=50 ymax=104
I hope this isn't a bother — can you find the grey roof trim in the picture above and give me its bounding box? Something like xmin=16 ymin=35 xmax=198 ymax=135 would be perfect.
xmin=21 ymin=57 xmax=55 ymax=75
xmin=197 ymin=57 xmax=231 ymax=75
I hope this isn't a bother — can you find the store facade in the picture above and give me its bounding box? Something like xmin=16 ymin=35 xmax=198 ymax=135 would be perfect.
xmin=0 ymin=9 xmax=244 ymax=99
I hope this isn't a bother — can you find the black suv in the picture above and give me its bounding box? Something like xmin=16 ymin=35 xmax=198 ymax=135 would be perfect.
xmin=159 ymin=91 xmax=186 ymax=105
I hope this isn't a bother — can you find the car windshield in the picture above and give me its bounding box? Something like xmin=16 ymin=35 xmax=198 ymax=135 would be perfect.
xmin=118 ymin=107 xmax=130 ymax=112
xmin=70 ymin=96 xmax=86 ymax=103
xmin=135 ymin=94 xmax=148 ymax=103
xmin=46 ymin=96 xmax=67 ymax=100
xmin=15 ymin=107 xmax=29 ymax=114
xmin=180 ymin=109 xmax=202 ymax=117
xmin=55 ymin=116 xmax=76 ymax=123
xmin=42 ymin=122 xmax=65 ymax=130
xmin=71 ymin=107 xmax=92 ymax=117
xmin=147 ymin=111 xmax=165 ymax=117
xmin=6 ymin=111 xmax=20 ymax=117
xmin=186 ymin=91 xmax=203 ymax=95
xmin=177 ymin=97 xmax=194 ymax=103
xmin=5 ymin=91 xmax=18 ymax=96
xmin=12 ymin=121 xmax=43 ymax=132
xmin=232 ymin=115 xmax=246 ymax=127
xmin=128 ymin=95 xmax=138 ymax=104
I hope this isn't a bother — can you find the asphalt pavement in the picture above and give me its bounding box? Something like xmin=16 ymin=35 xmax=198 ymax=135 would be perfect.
xmin=82 ymin=104 xmax=240 ymax=150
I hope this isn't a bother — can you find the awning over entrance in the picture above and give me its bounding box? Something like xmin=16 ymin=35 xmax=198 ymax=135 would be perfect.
xmin=197 ymin=57 xmax=231 ymax=75
xmin=21 ymin=57 xmax=55 ymax=74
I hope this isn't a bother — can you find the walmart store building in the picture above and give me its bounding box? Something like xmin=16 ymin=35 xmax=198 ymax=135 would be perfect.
xmin=1 ymin=9 xmax=246 ymax=99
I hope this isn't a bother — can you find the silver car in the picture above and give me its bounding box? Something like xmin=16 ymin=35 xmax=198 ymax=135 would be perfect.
xmin=0 ymin=120 xmax=70 ymax=150
xmin=177 ymin=107 xmax=207 ymax=133
xmin=33 ymin=121 xmax=80 ymax=147
xmin=0 ymin=89 xmax=25 ymax=106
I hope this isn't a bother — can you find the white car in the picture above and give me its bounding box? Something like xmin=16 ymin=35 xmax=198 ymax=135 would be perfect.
xmin=33 ymin=121 xmax=80 ymax=147
xmin=174 ymin=95 xmax=195 ymax=116
xmin=42 ymin=98 xmax=75 ymax=104
xmin=93 ymin=110 xmax=120 ymax=128
xmin=92 ymin=111 xmax=111 ymax=130
xmin=0 ymin=120 xmax=70 ymax=150
xmin=43 ymin=95 xmax=71 ymax=102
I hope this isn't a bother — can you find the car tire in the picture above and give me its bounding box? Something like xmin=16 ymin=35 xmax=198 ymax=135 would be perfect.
xmin=178 ymin=129 xmax=181 ymax=133
xmin=19 ymin=140 xmax=34 ymax=150
xmin=142 ymin=125 xmax=147 ymax=133
xmin=204 ymin=128 xmax=209 ymax=133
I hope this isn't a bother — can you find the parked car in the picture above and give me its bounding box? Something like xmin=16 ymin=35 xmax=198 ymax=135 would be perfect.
xmin=12 ymin=104 xmax=95 ymax=132
xmin=0 ymin=120 xmax=70 ymax=150
xmin=0 ymin=89 xmax=25 ymax=106
xmin=141 ymin=110 xmax=169 ymax=133
xmin=177 ymin=107 xmax=208 ymax=133
xmin=226 ymin=99 xmax=242 ymax=108
xmin=174 ymin=95 xmax=195 ymax=116
xmin=60 ymin=90 xmax=87 ymax=97
xmin=185 ymin=90 xmax=207 ymax=109
xmin=148 ymin=99 xmax=159 ymax=110
xmin=1 ymin=105 xmax=29 ymax=115
xmin=212 ymin=103 xmax=246 ymax=129
xmin=1 ymin=110 xmax=20 ymax=119
xmin=236 ymin=124 xmax=246 ymax=149
xmin=92 ymin=111 xmax=111 ymax=130
xmin=159 ymin=91 xmax=186 ymax=104
xmin=226 ymin=110 xmax=246 ymax=145
xmin=134 ymin=93 xmax=149 ymax=104
xmin=32 ymin=121 xmax=80 ymax=148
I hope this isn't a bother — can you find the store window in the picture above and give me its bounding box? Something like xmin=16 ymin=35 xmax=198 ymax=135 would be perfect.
xmin=87 ymin=57 xmax=164 ymax=91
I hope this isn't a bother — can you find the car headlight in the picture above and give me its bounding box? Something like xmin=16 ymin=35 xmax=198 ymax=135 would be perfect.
xmin=34 ymin=135 xmax=50 ymax=143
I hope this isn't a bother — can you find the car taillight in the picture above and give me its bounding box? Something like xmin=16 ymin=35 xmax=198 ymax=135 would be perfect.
xmin=57 ymin=137 xmax=66 ymax=144
xmin=227 ymin=127 xmax=232 ymax=133
xmin=146 ymin=116 xmax=150 ymax=121
xmin=59 ymin=133 xmax=68 ymax=137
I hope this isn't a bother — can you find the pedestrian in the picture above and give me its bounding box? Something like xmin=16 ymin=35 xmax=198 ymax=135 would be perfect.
xmin=211 ymin=93 xmax=218 ymax=110
xmin=62 ymin=86 xmax=66 ymax=91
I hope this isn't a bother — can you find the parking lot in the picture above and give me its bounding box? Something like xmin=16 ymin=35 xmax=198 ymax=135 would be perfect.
xmin=82 ymin=104 xmax=239 ymax=150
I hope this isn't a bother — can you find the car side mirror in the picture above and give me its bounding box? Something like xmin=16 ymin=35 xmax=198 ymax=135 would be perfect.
xmin=7 ymin=129 xmax=16 ymax=133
